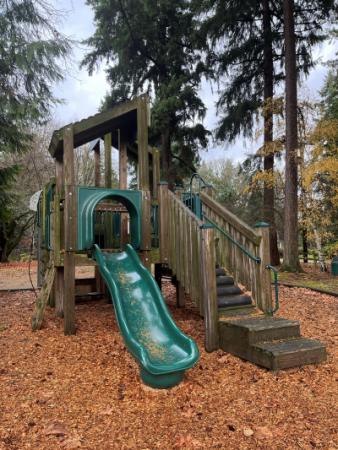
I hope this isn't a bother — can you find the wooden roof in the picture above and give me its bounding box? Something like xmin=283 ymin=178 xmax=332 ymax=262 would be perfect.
xmin=48 ymin=96 xmax=150 ymax=159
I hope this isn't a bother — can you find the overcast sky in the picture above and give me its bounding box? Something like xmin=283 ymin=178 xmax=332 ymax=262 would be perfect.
xmin=52 ymin=0 xmax=337 ymax=163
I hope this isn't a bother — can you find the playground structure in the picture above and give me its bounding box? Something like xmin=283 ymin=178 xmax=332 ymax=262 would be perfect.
xmin=33 ymin=95 xmax=326 ymax=388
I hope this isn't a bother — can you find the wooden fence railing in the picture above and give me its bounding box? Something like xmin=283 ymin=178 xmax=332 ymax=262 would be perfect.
xmin=158 ymin=183 xmax=218 ymax=351
xmin=200 ymin=192 xmax=272 ymax=314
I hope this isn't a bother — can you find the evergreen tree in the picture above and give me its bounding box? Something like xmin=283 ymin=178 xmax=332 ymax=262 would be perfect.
xmin=0 ymin=0 xmax=70 ymax=261
xmin=198 ymin=0 xmax=334 ymax=266
xmin=82 ymin=0 xmax=209 ymax=187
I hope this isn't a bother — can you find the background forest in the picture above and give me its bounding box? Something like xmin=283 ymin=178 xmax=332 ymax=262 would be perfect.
xmin=0 ymin=0 xmax=337 ymax=272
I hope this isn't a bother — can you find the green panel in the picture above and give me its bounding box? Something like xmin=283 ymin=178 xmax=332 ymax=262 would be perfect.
xmin=93 ymin=244 xmax=199 ymax=388
xmin=77 ymin=187 xmax=142 ymax=250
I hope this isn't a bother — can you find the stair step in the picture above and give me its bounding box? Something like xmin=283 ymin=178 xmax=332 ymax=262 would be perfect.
xmin=252 ymin=338 xmax=327 ymax=370
xmin=219 ymin=317 xmax=300 ymax=345
xmin=218 ymin=305 xmax=257 ymax=317
xmin=218 ymin=294 xmax=252 ymax=308
xmin=216 ymin=267 xmax=226 ymax=276
xmin=216 ymin=275 xmax=234 ymax=286
xmin=217 ymin=285 xmax=242 ymax=296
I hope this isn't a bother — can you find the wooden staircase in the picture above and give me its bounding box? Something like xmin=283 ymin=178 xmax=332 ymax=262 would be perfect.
xmin=216 ymin=267 xmax=255 ymax=316
xmin=218 ymin=316 xmax=326 ymax=370
xmin=216 ymin=267 xmax=326 ymax=370
xmin=158 ymin=184 xmax=327 ymax=370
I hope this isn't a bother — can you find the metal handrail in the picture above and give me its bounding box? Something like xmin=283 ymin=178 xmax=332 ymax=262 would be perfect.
xmin=203 ymin=214 xmax=261 ymax=264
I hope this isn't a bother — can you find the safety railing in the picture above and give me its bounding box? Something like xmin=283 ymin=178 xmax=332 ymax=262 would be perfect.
xmin=158 ymin=183 xmax=218 ymax=351
xmin=200 ymin=191 xmax=273 ymax=314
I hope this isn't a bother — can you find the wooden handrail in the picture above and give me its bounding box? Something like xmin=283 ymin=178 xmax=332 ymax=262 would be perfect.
xmin=158 ymin=184 xmax=218 ymax=351
xmin=200 ymin=192 xmax=261 ymax=245
xmin=200 ymin=192 xmax=272 ymax=314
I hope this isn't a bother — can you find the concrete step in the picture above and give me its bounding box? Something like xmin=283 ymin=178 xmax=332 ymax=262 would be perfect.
xmin=219 ymin=317 xmax=300 ymax=346
xmin=252 ymin=338 xmax=327 ymax=370
xmin=216 ymin=275 xmax=234 ymax=286
xmin=218 ymin=294 xmax=252 ymax=308
xmin=217 ymin=285 xmax=242 ymax=296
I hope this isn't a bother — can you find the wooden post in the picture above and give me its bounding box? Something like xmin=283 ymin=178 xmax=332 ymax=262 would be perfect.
xmin=94 ymin=140 xmax=101 ymax=187
xmin=158 ymin=183 xmax=169 ymax=263
xmin=137 ymin=96 xmax=151 ymax=262
xmin=63 ymin=126 xmax=76 ymax=335
xmin=255 ymin=222 xmax=273 ymax=314
xmin=104 ymin=133 xmax=113 ymax=248
xmin=201 ymin=184 xmax=213 ymax=198
xmin=119 ymin=135 xmax=128 ymax=247
xmin=137 ymin=96 xmax=149 ymax=191
xmin=200 ymin=224 xmax=218 ymax=351
xmin=104 ymin=133 xmax=112 ymax=188
xmin=93 ymin=140 xmax=103 ymax=293
xmin=152 ymin=148 xmax=160 ymax=200
xmin=141 ymin=189 xmax=151 ymax=268
xmin=55 ymin=155 xmax=64 ymax=317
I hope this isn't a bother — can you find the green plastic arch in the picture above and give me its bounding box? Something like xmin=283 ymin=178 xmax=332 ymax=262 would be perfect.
xmin=77 ymin=187 xmax=142 ymax=250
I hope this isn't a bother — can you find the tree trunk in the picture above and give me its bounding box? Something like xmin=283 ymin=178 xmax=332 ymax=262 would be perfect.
xmin=282 ymin=0 xmax=300 ymax=271
xmin=302 ymin=228 xmax=308 ymax=263
xmin=262 ymin=0 xmax=280 ymax=266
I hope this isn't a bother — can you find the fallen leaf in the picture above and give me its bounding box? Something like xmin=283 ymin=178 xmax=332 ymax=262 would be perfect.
xmin=44 ymin=421 xmax=68 ymax=438
xmin=243 ymin=427 xmax=254 ymax=437
xmin=61 ymin=437 xmax=82 ymax=449
xmin=255 ymin=426 xmax=273 ymax=439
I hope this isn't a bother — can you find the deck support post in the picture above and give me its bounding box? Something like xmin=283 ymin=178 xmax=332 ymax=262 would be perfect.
xmin=137 ymin=96 xmax=151 ymax=268
xmin=93 ymin=140 xmax=104 ymax=293
xmin=201 ymin=225 xmax=218 ymax=351
xmin=119 ymin=133 xmax=129 ymax=247
xmin=55 ymin=155 xmax=64 ymax=317
xmin=254 ymin=222 xmax=273 ymax=314
xmin=63 ymin=126 xmax=76 ymax=335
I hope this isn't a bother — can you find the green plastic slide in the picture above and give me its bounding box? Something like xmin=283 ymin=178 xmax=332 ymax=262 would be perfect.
xmin=93 ymin=244 xmax=199 ymax=388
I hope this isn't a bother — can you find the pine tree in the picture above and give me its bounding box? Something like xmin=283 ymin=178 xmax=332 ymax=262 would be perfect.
xmin=82 ymin=0 xmax=209 ymax=187
xmin=0 ymin=0 xmax=70 ymax=261
xmin=198 ymin=0 xmax=334 ymax=266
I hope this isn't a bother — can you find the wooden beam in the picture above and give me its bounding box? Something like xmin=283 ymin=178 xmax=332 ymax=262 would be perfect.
xmin=152 ymin=148 xmax=160 ymax=200
xmin=141 ymin=190 xmax=151 ymax=258
xmin=48 ymin=96 xmax=143 ymax=157
xmin=63 ymin=126 xmax=76 ymax=335
xmin=158 ymin=183 xmax=169 ymax=263
xmin=200 ymin=191 xmax=261 ymax=245
xmin=31 ymin=260 xmax=55 ymax=331
xmin=256 ymin=225 xmax=273 ymax=314
xmin=137 ymin=97 xmax=149 ymax=191
xmin=94 ymin=141 xmax=104 ymax=292
xmin=119 ymin=134 xmax=129 ymax=247
xmin=54 ymin=155 xmax=64 ymax=317
xmin=104 ymin=133 xmax=112 ymax=188
xmin=201 ymin=225 xmax=218 ymax=351
xmin=94 ymin=141 xmax=101 ymax=187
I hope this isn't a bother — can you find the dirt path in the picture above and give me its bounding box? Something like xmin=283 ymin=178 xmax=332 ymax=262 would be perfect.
xmin=0 ymin=262 xmax=94 ymax=290
xmin=0 ymin=284 xmax=337 ymax=449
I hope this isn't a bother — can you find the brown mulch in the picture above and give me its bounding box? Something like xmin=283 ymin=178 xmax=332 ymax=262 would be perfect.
xmin=0 ymin=283 xmax=337 ymax=450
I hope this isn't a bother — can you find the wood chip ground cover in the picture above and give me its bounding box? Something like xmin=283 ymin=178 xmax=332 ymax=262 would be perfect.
xmin=0 ymin=281 xmax=337 ymax=449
